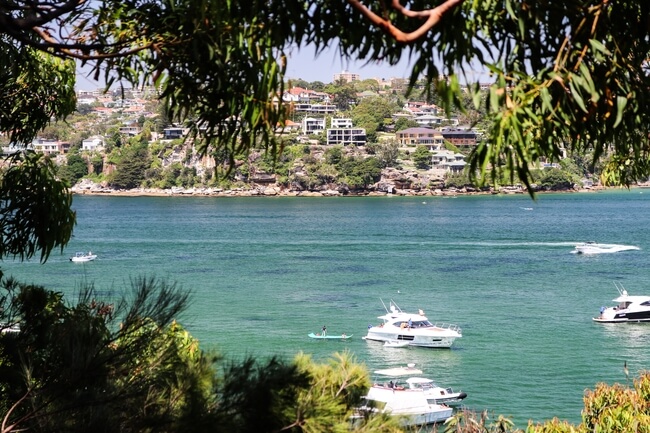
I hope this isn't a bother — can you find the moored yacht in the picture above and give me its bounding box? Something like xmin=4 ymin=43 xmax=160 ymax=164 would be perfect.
xmin=371 ymin=365 xmax=468 ymax=406
xmin=364 ymin=300 xmax=461 ymax=348
xmin=356 ymin=364 xmax=463 ymax=426
xmin=594 ymin=284 xmax=650 ymax=323
xmin=70 ymin=251 xmax=97 ymax=262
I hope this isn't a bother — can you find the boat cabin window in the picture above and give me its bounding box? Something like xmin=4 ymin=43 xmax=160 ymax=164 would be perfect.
xmin=396 ymin=320 xmax=432 ymax=328
xmin=642 ymin=301 xmax=650 ymax=307
xmin=361 ymin=398 xmax=386 ymax=411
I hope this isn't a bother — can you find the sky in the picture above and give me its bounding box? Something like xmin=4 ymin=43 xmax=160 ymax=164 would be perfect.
xmin=75 ymin=43 xmax=489 ymax=90
xmin=284 ymin=44 xmax=414 ymax=83
xmin=75 ymin=44 xmax=416 ymax=90
xmin=285 ymin=44 xmax=492 ymax=84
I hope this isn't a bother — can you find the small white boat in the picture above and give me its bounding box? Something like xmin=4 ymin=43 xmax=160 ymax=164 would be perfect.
xmin=364 ymin=300 xmax=462 ymax=348
xmin=356 ymin=364 xmax=464 ymax=426
xmin=70 ymin=251 xmax=97 ymax=262
xmin=574 ymin=242 xmax=640 ymax=254
xmin=594 ymin=283 xmax=650 ymax=323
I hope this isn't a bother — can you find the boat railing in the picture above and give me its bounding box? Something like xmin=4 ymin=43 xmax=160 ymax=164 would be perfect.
xmin=432 ymin=323 xmax=462 ymax=334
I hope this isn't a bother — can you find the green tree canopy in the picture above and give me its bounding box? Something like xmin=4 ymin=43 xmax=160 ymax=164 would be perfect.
xmin=394 ymin=117 xmax=419 ymax=132
xmin=108 ymin=141 xmax=151 ymax=189
xmin=61 ymin=151 xmax=89 ymax=185
xmin=0 ymin=152 xmax=75 ymax=266
xmin=368 ymin=140 xmax=400 ymax=168
xmin=351 ymin=96 xmax=400 ymax=142
xmin=0 ymin=40 xmax=76 ymax=145
xmin=412 ymin=145 xmax=432 ymax=170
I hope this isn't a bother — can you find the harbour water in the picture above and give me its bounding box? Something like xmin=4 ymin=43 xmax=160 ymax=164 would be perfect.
xmin=5 ymin=189 xmax=650 ymax=427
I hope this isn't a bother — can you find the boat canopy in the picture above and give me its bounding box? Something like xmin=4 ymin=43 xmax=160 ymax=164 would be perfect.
xmin=374 ymin=367 xmax=423 ymax=377
xmin=405 ymin=377 xmax=434 ymax=385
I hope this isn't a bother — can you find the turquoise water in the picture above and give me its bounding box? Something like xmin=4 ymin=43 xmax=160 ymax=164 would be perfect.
xmin=5 ymin=189 xmax=650 ymax=426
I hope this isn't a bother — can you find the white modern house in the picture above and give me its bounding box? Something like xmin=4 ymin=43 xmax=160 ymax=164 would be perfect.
xmin=163 ymin=126 xmax=189 ymax=140
xmin=82 ymin=136 xmax=104 ymax=151
xmin=326 ymin=128 xmax=367 ymax=146
xmin=414 ymin=114 xmax=444 ymax=126
xmin=326 ymin=118 xmax=366 ymax=145
xmin=331 ymin=118 xmax=353 ymax=128
xmin=302 ymin=117 xmax=326 ymax=135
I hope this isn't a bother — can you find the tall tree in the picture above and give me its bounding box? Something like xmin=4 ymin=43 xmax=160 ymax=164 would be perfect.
xmin=108 ymin=141 xmax=151 ymax=189
xmin=413 ymin=145 xmax=432 ymax=170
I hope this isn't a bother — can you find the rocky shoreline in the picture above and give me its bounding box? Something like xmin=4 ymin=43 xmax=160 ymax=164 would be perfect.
xmin=71 ymin=179 xmax=601 ymax=198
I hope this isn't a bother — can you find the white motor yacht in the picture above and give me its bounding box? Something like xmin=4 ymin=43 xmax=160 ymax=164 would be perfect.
xmin=70 ymin=251 xmax=98 ymax=263
xmin=594 ymin=284 xmax=650 ymax=323
xmin=364 ymin=300 xmax=462 ymax=348
xmin=372 ymin=366 xmax=468 ymax=406
xmin=357 ymin=364 xmax=463 ymax=426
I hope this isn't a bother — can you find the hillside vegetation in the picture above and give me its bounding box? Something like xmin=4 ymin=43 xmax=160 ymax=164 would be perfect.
xmin=17 ymin=82 xmax=600 ymax=196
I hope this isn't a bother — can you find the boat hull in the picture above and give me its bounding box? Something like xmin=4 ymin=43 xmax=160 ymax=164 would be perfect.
xmin=384 ymin=340 xmax=411 ymax=348
xmin=393 ymin=406 xmax=453 ymax=426
xmin=593 ymin=311 xmax=650 ymax=323
xmin=70 ymin=256 xmax=97 ymax=263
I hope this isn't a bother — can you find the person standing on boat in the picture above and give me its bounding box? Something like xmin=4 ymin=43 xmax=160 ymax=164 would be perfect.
xmin=407 ymin=318 xmax=412 ymax=329
xmin=321 ymin=325 xmax=327 ymax=336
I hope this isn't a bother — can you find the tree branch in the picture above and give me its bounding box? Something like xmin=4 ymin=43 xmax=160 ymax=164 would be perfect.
xmin=0 ymin=0 xmax=87 ymax=31
xmin=346 ymin=0 xmax=465 ymax=43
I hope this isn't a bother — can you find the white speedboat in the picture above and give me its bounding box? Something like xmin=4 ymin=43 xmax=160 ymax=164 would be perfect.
xmin=364 ymin=300 xmax=462 ymax=348
xmin=357 ymin=364 xmax=463 ymax=426
xmin=70 ymin=251 xmax=97 ymax=262
xmin=574 ymin=242 xmax=640 ymax=254
xmin=594 ymin=284 xmax=650 ymax=323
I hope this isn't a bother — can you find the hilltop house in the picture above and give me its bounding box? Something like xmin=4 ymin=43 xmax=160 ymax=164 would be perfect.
xmin=82 ymin=136 xmax=105 ymax=151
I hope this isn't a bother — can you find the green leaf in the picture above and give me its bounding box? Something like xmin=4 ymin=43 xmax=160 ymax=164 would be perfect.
xmin=613 ymin=96 xmax=628 ymax=128
xmin=568 ymin=80 xmax=587 ymax=113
